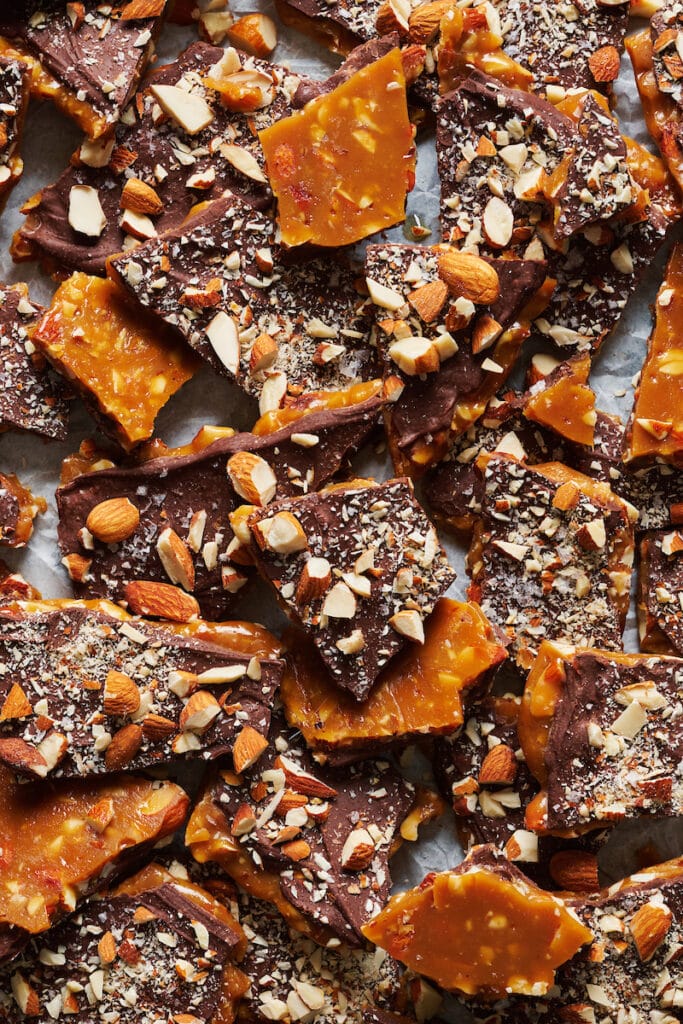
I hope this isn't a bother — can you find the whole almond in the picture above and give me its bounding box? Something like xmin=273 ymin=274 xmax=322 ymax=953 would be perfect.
xmin=549 ymin=851 xmax=599 ymax=893
xmin=478 ymin=743 xmax=518 ymax=785
xmin=86 ymin=497 xmax=140 ymax=544
xmin=142 ymin=713 xmax=177 ymax=741
xmin=103 ymin=670 xmax=141 ymax=717
xmin=97 ymin=931 xmax=117 ymax=964
xmin=105 ymin=723 xmax=143 ymax=771
xmin=124 ymin=580 xmax=200 ymax=622
xmin=121 ymin=178 xmax=163 ymax=216
xmin=588 ymin=44 xmax=621 ymax=83
xmin=438 ymin=249 xmax=500 ymax=304
xmin=233 ymin=725 xmax=269 ymax=773
xmin=409 ymin=0 xmax=456 ymax=42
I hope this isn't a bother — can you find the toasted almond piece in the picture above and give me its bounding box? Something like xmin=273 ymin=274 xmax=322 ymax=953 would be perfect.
xmin=259 ymin=371 xmax=288 ymax=414
xmin=66 ymin=1 xmax=85 ymax=28
xmin=233 ymin=725 xmax=269 ymax=773
xmin=482 ymin=196 xmax=514 ymax=248
xmin=0 ymin=737 xmax=47 ymax=776
xmin=548 ymin=851 xmax=600 ymax=893
xmin=389 ymin=608 xmax=425 ymax=643
xmin=437 ymin=249 xmax=500 ymax=303
xmin=471 ymin=314 xmax=503 ymax=354
xmin=179 ymin=690 xmax=221 ymax=733
xmin=0 ymin=684 xmax=32 ymax=721
xmin=227 ymin=451 xmax=277 ymax=507
xmin=389 ymin=336 xmax=440 ymax=375
xmin=104 ymin=723 xmax=143 ymax=771
xmin=121 ymin=177 xmax=163 ymax=215
xmin=408 ymin=0 xmax=455 ymax=41
xmin=250 ymin=332 xmax=278 ymax=373
xmin=296 ymin=557 xmax=332 ymax=603
xmin=277 ymin=789 xmax=309 ymax=813
xmin=150 ymin=84 xmax=215 ymax=135
xmin=478 ymin=743 xmax=517 ymax=785
xmin=97 ymin=931 xmax=117 ymax=965
xmin=68 ymin=184 xmax=107 ymax=237
xmin=62 ymin=553 xmax=92 ymax=583
xmin=281 ymin=838 xmax=311 ymax=862
xmin=188 ymin=510 xmax=207 ymax=553
xmin=493 ymin=539 xmax=528 ymax=561
xmin=407 ymin=279 xmax=449 ymax=323
xmin=629 ymin=901 xmax=673 ymax=961
xmin=341 ymin=827 xmax=376 ymax=870
xmin=220 ymin=143 xmax=267 ymax=183
xmin=119 ymin=0 xmax=165 ymax=16
xmin=205 ymin=311 xmax=240 ymax=376
xmin=231 ymin=802 xmax=257 ymax=836
xmin=366 ymin=277 xmax=405 ymax=310
xmin=226 ymin=13 xmax=278 ymax=58
xmin=85 ymin=796 xmax=115 ymax=834
xmin=124 ymin=580 xmax=199 ymax=623
xmin=375 ymin=0 xmax=410 ymax=33
xmin=588 ymin=44 xmax=621 ymax=82
xmin=142 ymin=713 xmax=177 ymax=741
xmin=636 ymin=417 xmax=672 ymax=440
xmin=275 ymin=754 xmax=338 ymax=798
xmin=103 ymin=670 xmax=141 ymax=717
xmin=11 ymin=974 xmax=40 ymax=1017
xmin=576 ymin=518 xmax=606 ymax=550
xmin=86 ymin=497 xmax=140 ymax=544
xmin=321 ymin=581 xmax=357 ymax=619
xmin=120 ymin=208 xmax=157 ymax=240
xmin=156 ymin=527 xmax=195 ymax=592
xmin=661 ymin=531 xmax=683 ymax=555
xmin=251 ymin=511 xmax=308 ymax=554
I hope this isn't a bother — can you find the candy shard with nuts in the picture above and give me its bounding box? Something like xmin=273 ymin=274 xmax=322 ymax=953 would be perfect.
xmin=362 ymin=845 xmax=593 ymax=996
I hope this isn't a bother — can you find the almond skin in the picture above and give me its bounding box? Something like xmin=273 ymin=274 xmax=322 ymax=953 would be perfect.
xmin=409 ymin=0 xmax=456 ymax=42
xmin=549 ymin=851 xmax=600 ymax=893
xmin=124 ymin=580 xmax=200 ymax=623
xmin=142 ymin=713 xmax=177 ymax=741
xmin=629 ymin=901 xmax=673 ymax=961
xmin=0 ymin=683 xmax=32 ymax=721
xmin=86 ymin=497 xmax=140 ymax=544
xmin=105 ymin=723 xmax=143 ymax=771
xmin=438 ymin=249 xmax=501 ymax=304
xmin=478 ymin=743 xmax=518 ymax=785
xmin=103 ymin=670 xmax=141 ymax=717
xmin=408 ymin=279 xmax=449 ymax=323
xmin=120 ymin=177 xmax=163 ymax=216
xmin=233 ymin=725 xmax=269 ymax=773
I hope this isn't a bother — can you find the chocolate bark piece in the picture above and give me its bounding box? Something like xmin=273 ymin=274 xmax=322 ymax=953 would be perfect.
xmin=0 ymin=604 xmax=282 ymax=781
xmin=365 ymin=242 xmax=546 ymax=475
xmin=13 ymin=41 xmax=305 ymax=276
xmin=638 ymin=529 xmax=683 ymax=656
xmin=0 ymin=0 xmax=166 ymax=139
xmin=247 ymin=477 xmax=456 ymax=701
xmin=187 ymin=713 xmax=416 ymax=947
xmin=437 ymin=71 xmax=679 ymax=356
xmin=0 ymin=283 xmax=68 ymax=440
xmin=468 ymin=454 xmax=635 ymax=671
xmin=0 ymin=56 xmax=29 ymax=210
xmin=0 ymin=865 xmax=245 ymax=1022
xmin=109 ymin=192 xmax=376 ymax=399
xmin=57 ymin=391 xmax=384 ymax=620
xmin=0 ymin=766 xmax=187 ymax=965
xmin=0 ymin=471 xmax=45 ymax=548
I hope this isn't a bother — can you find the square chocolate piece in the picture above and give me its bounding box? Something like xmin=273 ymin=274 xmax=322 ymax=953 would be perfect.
xmin=248 ymin=477 xmax=456 ymax=700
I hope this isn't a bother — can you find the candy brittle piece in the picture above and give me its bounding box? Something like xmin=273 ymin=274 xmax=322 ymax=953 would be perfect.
xmin=362 ymin=845 xmax=593 ymax=997
xmin=32 ymin=274 xmax=200 ymax=451
xmin=627 ymin=25 xmax=683 ymax=194
xmin=468 ymin=454 xmax=635 ymax=671
xmin=0 ymin=0 xmax=166 ymax=139
xmin=0 ymin=56 xmax=29 ymax=210
xmin=0 ymin=862 xmax=246 ymax=1023
xmin=259 ymin=48 xmax=414 ymax=248
xmin=57 ymin=388 xmax=384 ymax=620
xmin=625 ymin=242 xmax=683 ymax=466
xmin=0 ymin=604 xmax=282 ymax=780
xmin=638 ymin=528 xmax=683 ymax=656
xmin=247 ymin=477 xmax=455 ymax=701
xmin=520 ymin=642 xmax=683 ymax=831
xmin=0 ymin=767 xmax=187 ymax=962
xmin=0 ymin=283 xmax=68 ymax=440
xmin=108 ymin=191 xmax=376 ymax=398
xmin=281 ymin=598 xmax=507 ymax=753
xmin=523 ymin=355 xmax=597 ymax=448
xmin=0 ymin=471 xmax=45 ymax=548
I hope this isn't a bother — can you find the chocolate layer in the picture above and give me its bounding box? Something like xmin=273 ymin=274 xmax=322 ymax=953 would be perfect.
xmin=639 ymin=529 xmax=683 ymax=655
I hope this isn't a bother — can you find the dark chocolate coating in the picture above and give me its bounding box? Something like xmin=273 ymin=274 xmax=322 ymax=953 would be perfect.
xmin=640 ymin=529 xmax=683 ymax=654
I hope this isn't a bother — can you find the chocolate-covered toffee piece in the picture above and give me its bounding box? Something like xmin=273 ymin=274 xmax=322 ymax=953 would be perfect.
xmin=468 ymin=453 xmax=636 ymax=670
xmin=187 ymin=713 xmax=419 ymax=947
xmin=0 ymin=0 xmax=167 ymax=139
xmin=362 ymin=845 xmax=594 ymax=997
xmin=12 ymin=42 xmax=305 ymax=276
xmin=0 ymin=560 xmax=40 ymax=603
xmin=0 ymin=283 xmax=68 ymax=440
xmin=639 ymin=528 xmax=683 ymax=655
xmin=108 ymin=191 xmax=376 ymax=400
xmin=625 ymin=242 xmax=683 ymax=467
xmin=0 ymin=862 xmax=246 ymax=1023
xmin=281 ymin=598 xmax=507 ymax=755
xmin=365 ymin=241 xmax=547 ymax=475
xmin=523 ymin=355 xmax=596 ymax=447
xmin=0 ymin=56 xmax=29 ymax=209
xmin=0 ymin=471 xmax=45 ymax=547
xmin=627 ymin=24 xmax=683 ymax=193
xmin=0 ymin=604 xmax=282 ymax=780
xmin=651 ymin=0 xmax=683 ymax=109
xmin=57 ymin=387 xmax=384 ymax=619
xmin=247 ymin=477 xmax=456 ymax=701
xmin=32 ymin=273 xmax=200 ymax=451
xmin=519 ymin=641 xmax=683 ymax=831
xmin=0 ymin=766 xmax=188 ymax=964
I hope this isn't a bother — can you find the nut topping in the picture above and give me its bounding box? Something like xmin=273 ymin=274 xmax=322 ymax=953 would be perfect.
xmin=156 ymin=527 xmax=196 ymax=592
xmin=233 ymin=725 xmax=269 ymax=773
xmin=103 ymin=670 xmax=141 ymax=717
xmin=341 ymin=827 xmax=376 ymax=870
xmin=227 ymin=451 xmax=277 ymax=507
xmin=86 ymin=497 xmax=140 ymax=544
xmin=437 ymin=249 xmax=501 ymax=304
xmin=629 ymin=901 xmax=673 ymax=962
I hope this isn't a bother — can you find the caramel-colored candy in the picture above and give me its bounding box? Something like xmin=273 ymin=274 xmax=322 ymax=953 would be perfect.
xmin=625 ymin=243 xmax=683 ymax=465
xmin=626 ymin=29 xmax=683 ymax=195
xmin=524 ymin=355 xmax=596 ymax=447
xmin=281 ymin=598 xmax=507 ymax=751
xmin=438 ymin=3 xmax=533 ymax=94
xmin=362 ymin=846 xmax=593 ymax=997
xmin=259 ymin=48 xmax=415 ymax=247
xmin=0 ymin=471 xmax=46 ymax=547
xmin=32 ymin=274 xmax=200 ymax=450
xmin=252 ymin=378 xmax=384 ymax=435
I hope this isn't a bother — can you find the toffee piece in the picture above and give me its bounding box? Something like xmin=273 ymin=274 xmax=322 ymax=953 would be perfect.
xmin=32 ymin=274 xmax=200 ymax=451
xmin=639 ymin=528 xmax=683 ymax=655
xmin=108 ymin=191 xmax=376 ymax=402
xmin=247 ymin=477 xmax=456 ymax=701
xmin=0 ymin=604 xmax=282 ymax=781
xmin=468 ymin=453 xmax=636 ymax=670
xmin=0 ymin=56 xmax=29 ymax=210
xmin=0 ymin=283 xmax=68 ymax=440
xmin=519 ymin=641 xmax=683 ymax=831
xmin=522 ymin=355 xmax=596 ymax=448
xmin=0 ymin=862 xmax=246 ymax=1023
xmin=57 ymin=387 xmax=384 ymax=620
xmin=0 ymin=471 xmax=45 ymax=547
xmin=627 ymin=25 xmax=683 ymax=194
xmin=0 ymin=0 xmax=167 ymax=139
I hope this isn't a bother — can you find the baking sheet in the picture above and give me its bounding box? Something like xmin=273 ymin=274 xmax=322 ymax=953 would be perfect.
xmin=0 ymin=7 xmax=683 ymax=1018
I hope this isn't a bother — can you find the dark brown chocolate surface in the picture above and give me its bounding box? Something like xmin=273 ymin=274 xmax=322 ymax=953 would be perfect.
xmin=57 ymin=394 xmax=382 ymax=619
xmin=248 ymin=478 xmax=456 ymax=700
xmin=0 ymin=283 xmax=68 ymax=440
xmin=640 ymin=529 xmax=683 ymax=655
xmin=109 ymin=191 xmax=376 ymax=396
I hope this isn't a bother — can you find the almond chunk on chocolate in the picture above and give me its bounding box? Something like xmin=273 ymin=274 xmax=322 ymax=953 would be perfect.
xmin=108 ymin=192 xmax=376 ymax=399
xmin=0 ymin=283 xmax=68 ymax=440
xmin=0 ymin=862 xmax=246 ymax=1023
xmin=57 ymin=387 xmax=384 ymax=619
xmin=362 ymin=845 xmax=593 ymax=997
xmin=467 ymin=454 xmax=635 ymax=670
xmin=639 ymin=528 xmax=683 ymax=655
xmin=0 ymin=604 xmax=282 ymax=781
xmin=281 ymin=598 xmax=507 ymax=754
xmin=247 ymin=477 xmax=456 ymax=701
xmin=32 ymin=274 xmax=200 ymax=451
xmin=520 ymin=642 xmax=683 ymax=831
xmin=0 ymin=56 xmax=29 ymax=210
xmin=0 ymin=766 xmax=187 ymax=964
xmin=0 ymin=471 xmax=45 ymax=548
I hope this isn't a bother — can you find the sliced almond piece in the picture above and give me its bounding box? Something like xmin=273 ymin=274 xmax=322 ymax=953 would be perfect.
xmin=366 ymin=277 xmax=405 ymax=310
xmin=179 ymin=691 xmax=221 ymax=733
xmin=340 ymin=827 xmax=375 ymax=870
xmin=389 ymin=336 xmax=440 ymax=375
xmin=156 ymin=527 xmax=196 ymax=592
xmin=220 ymin=143 xmax=267 ymax=183
xmin=249 ymin=332 xmax=278 ymax=373
xmin=251 ymin=511 xmax=308 ymax=554
xmin=206 ymin=311 xmax=240 ymax=376
xmin=233 ymin=725 xmax=269 ymax=773
xmin=0 ymin=684 xmax=32 ymax=721
xmin=296 ymin=557 xmax=332 ymax=603
xmin=629 ymin=902 xmax=672 ymax=962
xmin=389 ymin=609 xmax=425 ymax=643
xmin=121 ymin=177 xmax=163 ymax=215
xmin=231 ymin=802 xmax=257 ymax=836
xmin=321 ymin=581 xmax=357 ymax=619
xmin=68 ymin=185 xmax=107 ymax=238
xmin=259 ymin=371 xmax=288 ymax=414
xmin=86 ymin=497 xmax=140 ymax=544
xmin=150 ymin=84 xmax=215 ymax=135
xmin=482 ymin=196 xmax=514 ymax=248
xmin=227 ymin=451 xmax=277 ymax=507
xmin=407 ymin=279 xmax=448 ymax=323
xmin=226 ymin=13 xmax=278 ymax=58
